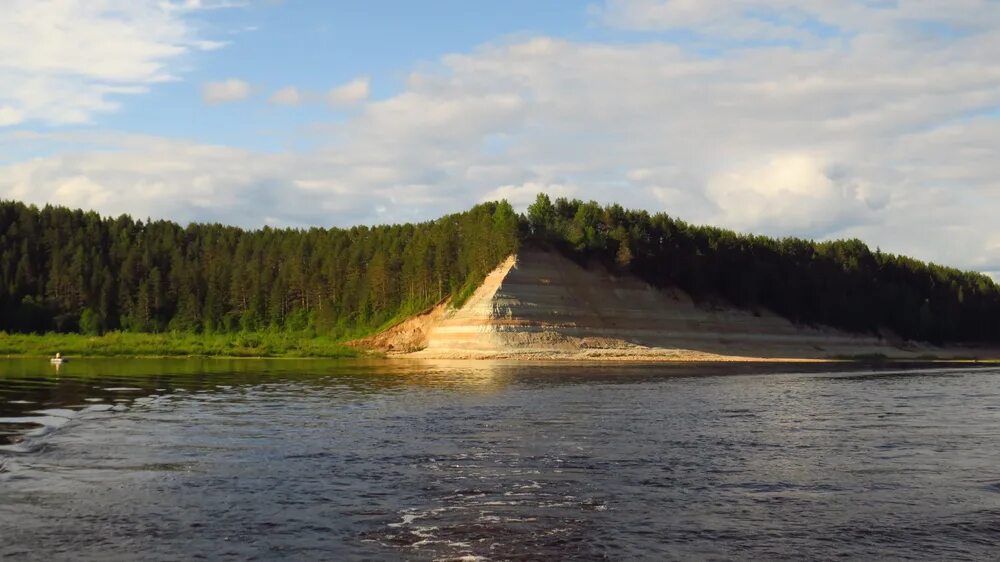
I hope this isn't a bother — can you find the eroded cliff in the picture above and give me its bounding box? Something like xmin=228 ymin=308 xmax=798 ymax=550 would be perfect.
xmin=358 ymin=249 xmax=947 ymax=361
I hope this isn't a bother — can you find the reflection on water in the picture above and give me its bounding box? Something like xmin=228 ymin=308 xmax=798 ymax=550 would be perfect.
xmin=1 ymin=358 xmax=999 ymax=560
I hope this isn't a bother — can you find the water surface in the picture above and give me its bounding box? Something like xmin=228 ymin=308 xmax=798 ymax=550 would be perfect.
xmin=2 ymin=358 xmax=999 ymax=560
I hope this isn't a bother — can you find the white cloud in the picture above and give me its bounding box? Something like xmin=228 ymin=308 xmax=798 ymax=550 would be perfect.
xmin=0 ymin=133 xmax=332 ymax=227
xmin=269 ymin=86 xmax=303 ymax=105
xmin=202 ymin=79 xmax=251 ymax=104
xmin=705 ymin=153 xmax=883 ymax=236
xmin=327 ymin=77 xmax=370 ymax=107
xmin=0 ymin=0 xmax=228 ymax=126
xmin=0 ymin=106 xmax=24 ymax=127
xmin=482 ymin=182 xmax=578 ymax=209
xmin=596 ymin=0 xmax=1000 ymax=42
xmin=265 ymin=78 xmax=370 ymax=109
xmin=0 ymin=131 xmax=453 ymax=228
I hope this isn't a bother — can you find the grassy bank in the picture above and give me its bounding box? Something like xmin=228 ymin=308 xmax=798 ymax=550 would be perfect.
xmin=0 ymin=331 xmax=364 ymax=359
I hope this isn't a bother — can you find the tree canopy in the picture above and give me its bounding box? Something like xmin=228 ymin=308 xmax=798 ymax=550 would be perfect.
xmin=0 ymin=199 xmax=518 ymax=338
xmin=2 ymin=195 xmax=999 ymax=345
xmin=526 ymin=193 xmax=1000 ymax=345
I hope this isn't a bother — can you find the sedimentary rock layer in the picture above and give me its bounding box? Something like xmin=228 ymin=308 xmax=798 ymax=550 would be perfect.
xmin=365 ymin=249 xmax=953 ymax=361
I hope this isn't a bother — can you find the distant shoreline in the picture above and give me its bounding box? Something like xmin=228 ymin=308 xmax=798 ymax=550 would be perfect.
xmin=354 ymin=250 xmax=1000 ymax=365
xmin=2 ymin=332 xmax=996 ymax=363
xmin=1 ymin=350 xmax=996 ymax=367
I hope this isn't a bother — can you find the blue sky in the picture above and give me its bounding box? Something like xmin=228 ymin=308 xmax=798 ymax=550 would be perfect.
xmin=97 ymin=2 xmax=594 ymax=151
xmin=61 ymin=1 xmax=855 ymax=151
xmin=93 ymin=1 xmax=721 ymax=152
xmin=0 ymin=0 xmax=999 ymax=278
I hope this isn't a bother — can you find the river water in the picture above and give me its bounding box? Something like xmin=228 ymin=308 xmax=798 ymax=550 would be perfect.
xmin=1 ymin=358 xmax=999 ymax=560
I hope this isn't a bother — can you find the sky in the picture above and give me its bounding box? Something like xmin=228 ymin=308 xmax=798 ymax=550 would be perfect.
xmin=1 ymin=0 xmax=999 ymax=279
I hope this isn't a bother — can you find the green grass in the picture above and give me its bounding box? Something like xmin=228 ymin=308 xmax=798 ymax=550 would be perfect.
xmin=0 ymin=331 xmax=366 ymax=359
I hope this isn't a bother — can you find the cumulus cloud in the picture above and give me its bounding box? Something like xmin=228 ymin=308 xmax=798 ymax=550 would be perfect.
xmin=327 ymin=77 xmax=370 ymax=107
xmin=0 ymin=133 xmax=332 ymax=227
xmin=202 ymin=79 xmax=251 ymax=104
xmin=265 ymin=78 xmax=370 ymax=109
xmin=597 ymin=0 xmax=800 ymax=37
xmin=482 ymin=182 xmax=578 ymax=209
xmin=0 ymin=131 xmax=454 ymax=227
xmin=268 ymin=86 xmax=303 ymax=106
xmin=705 ymin=153 xmax=884 ymax=237
xmin=0 ymin=0 xmax=227 ymax=126
xmin=3 ymin=1 xmax=1000 ymax=275
xmin=0 ymin=106 xmax=24 ymax=127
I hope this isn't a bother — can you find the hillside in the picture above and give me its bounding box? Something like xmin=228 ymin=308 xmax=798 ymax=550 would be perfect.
xmin=0 ymin=199 xmax=518 ymax=339
xmin=2 ymin=195 xmax=999 ymax=353
xmin=523 ymin=195 xmax=1000 ymax=346
xmin=357 ymin=249 xmax=973 ymax=361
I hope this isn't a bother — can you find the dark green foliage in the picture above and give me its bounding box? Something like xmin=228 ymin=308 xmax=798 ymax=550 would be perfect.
xmin=531 ymin=197 xmax=1000 ymax=345
xmin=2 ymin=196 xmax=999 ymax=345
xmin=0 ymin=200 xmax=519 ymax=338
xmin=79 ymin=307 xmax=101 ymax=335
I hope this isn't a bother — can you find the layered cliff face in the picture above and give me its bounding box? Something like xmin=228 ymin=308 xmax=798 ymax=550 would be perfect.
xmin=363 ymin=249 xmax=931 ymax=360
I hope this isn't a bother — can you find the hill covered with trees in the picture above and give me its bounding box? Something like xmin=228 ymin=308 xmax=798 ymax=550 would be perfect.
xmin=2 ymin=195 xmax=999 ymax=346
xmin=525 ymin=194 xmax=1000 ymax=345
xmin=0 ymin=200 xmax=518 ymax=339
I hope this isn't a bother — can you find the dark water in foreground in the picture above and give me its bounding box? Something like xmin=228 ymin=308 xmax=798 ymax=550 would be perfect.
xmin=1 ymin=359 xmax=999 ymax=561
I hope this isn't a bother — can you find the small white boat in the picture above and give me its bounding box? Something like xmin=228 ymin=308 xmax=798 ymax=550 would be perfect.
xmin=50 ymin=353 xmax=68 ymax=365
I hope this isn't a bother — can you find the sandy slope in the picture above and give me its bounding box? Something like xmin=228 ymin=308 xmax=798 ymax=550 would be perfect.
xmin=356 ymin=249 xmax=991 ymax=361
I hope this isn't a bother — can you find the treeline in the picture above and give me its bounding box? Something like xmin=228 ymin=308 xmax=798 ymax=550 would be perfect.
xmin=526 ymin=194 xmax=1000 ymax=344
xmin=0 ymin=200 xmax=518 ymax=337
xmin=3 ymin=195 xmax=999 ymax=345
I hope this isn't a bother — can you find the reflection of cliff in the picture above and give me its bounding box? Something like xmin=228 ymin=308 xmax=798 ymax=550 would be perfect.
xmin=359 ymin=249 xmax=964 ymax=361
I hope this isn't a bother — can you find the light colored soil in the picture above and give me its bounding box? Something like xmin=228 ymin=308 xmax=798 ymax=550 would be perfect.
xmin=354 ymin=250 xmax=997 ymax=362
xmin=348 ymin=298 xmax=452 ymax=353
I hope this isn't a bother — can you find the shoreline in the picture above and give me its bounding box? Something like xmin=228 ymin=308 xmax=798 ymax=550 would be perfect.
xmin=396 ymin=351 xmax=1000 ymax=364
xmin=352 ymin=250 xmax=1000 ymax=366
xmin=2 ymin=332 xmax=996 ymax=363
xmin=2 ymin=350 xmax=994 ymax=364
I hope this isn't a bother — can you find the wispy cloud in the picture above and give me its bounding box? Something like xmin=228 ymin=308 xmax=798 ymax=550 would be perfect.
xmin=595 ymin=0 xmax=1000 ymax=43
xmin=202 ymin=79 xmax=252 ymax=104
xmin=268 ymin=86 xmax=303 ymax=106
xmin=327 ymin=77 xmax=370 ymax=107
xmin=265 ymin=77 xmax=370 ymax=108
xmin=0 ymin=0 xmax=231 ymax=126
xmin=482 ymin=182 xmax=579 ymax=209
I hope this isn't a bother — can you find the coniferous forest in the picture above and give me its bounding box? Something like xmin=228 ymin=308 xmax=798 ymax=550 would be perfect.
xmin=525 ymin=194 xmax=1000 ymax=345
xmin=2 ymin=195 xmax=999 ymax=346
xmin=0 ymin=200 xmax=519 ymax=339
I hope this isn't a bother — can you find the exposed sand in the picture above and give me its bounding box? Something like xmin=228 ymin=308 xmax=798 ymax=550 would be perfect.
xmin=349 ymin=297 xmax=452 ymax=353
xmin=355 ymin=249 xmax=994 ymax=362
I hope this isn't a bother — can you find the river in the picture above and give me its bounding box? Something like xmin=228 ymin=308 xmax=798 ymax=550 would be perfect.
xmin=1 ymin=358 xmax=999 ymax=560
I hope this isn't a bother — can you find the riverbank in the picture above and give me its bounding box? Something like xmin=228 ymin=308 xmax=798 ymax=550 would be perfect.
xmin=4 ymin=248 xmax=998 ymax=363
xmin=1 ymin=332 xmax=994 ymax=363
xmin=0 ymin=332 xmax=362 ymax=359
xmin=357 ymin=250 xmax=1000 ymax=363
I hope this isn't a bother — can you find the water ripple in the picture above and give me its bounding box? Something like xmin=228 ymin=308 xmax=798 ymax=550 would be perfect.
xmin=1 ymin=359 xmax=999 ymax=560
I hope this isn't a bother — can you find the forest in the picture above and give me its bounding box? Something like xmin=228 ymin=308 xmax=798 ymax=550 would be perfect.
xmin=526 ymin=194 xmax=1000 ymax=345
xmin=0 ymin=199 xmax=518 ymax=340
xmin=2 ymin=195 xmax=999 ymax=346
